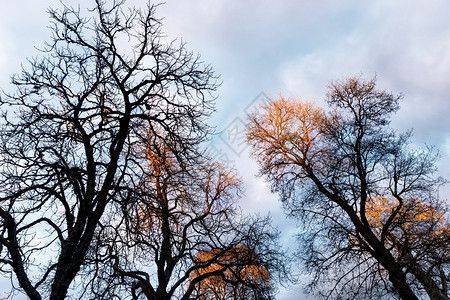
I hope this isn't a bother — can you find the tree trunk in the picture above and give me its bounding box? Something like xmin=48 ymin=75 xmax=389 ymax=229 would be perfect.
xmin=410 ymin=262 xmax=449 ymax=300
xmin=388 ymin=269 xmax=419 ymax=300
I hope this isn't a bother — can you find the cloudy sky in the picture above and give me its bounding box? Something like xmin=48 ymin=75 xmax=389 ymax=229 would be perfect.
xmin=1 ymin=0 xmax=450 ymax=299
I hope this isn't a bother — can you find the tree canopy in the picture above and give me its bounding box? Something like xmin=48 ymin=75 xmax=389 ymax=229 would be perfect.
xmin=0 ymin=1 xmax=289 ymax=299
xmin=87 ymin=133 xmax=287 ymax=299
xmin=246 ymin=76 xmax=449 ymax=300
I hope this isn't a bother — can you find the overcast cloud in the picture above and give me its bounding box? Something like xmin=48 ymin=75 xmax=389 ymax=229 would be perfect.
xmin=1 ymin=1 xmax=450 ymax=299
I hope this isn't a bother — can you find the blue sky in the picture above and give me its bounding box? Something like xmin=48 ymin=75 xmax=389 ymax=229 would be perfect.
xmin=1 ymin=1 xmax=450 ymax=299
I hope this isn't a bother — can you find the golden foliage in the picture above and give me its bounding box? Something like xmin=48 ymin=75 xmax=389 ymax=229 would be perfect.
xmin=247 ymin=96 xmax=326 ymax=155
xmin=366 ymin=196 xmax=449 ymax=249
xmin=246 ymin=96 xmax=329 ymax=181
xmin=132 ymin=134 xmax=242 ymax=234
xmin=191 ymin=245 xmax=271 ymax=299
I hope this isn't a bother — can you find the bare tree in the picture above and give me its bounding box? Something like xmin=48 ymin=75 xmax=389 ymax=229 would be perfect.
xmin=84 ymin=133 xmax=288 ymax=300
xmin=0 ymin=1 xmax=218 ymax=299
xmin=246 ymin=76 xmax=449 ymax=300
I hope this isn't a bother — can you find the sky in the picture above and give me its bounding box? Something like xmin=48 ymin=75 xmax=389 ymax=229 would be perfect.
xmin=1 ymin=0 xmax=450 ymax=299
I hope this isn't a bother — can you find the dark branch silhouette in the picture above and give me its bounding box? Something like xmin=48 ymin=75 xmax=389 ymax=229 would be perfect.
xmin=246 ymin=76 xmax=449 ymax=300
xmin=84 ymin=133 xmax=289 ymax=299
xmin=0 ymin=1 xmax=217 ymax=299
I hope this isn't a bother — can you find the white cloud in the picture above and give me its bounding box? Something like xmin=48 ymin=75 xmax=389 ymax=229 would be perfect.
xmin=277 ymin=0 xmax=450 ymax=141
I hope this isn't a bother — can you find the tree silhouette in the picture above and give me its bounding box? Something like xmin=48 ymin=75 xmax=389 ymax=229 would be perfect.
xmin=0 ymin=1 xmax=217 ymax=299
xmin=365 ymin=196 xmax=449 ymax=298
xmin=246 ymin=76 xmax=449 ymax=300
xmin=191 ymin=245 xmax=272 ymax=300
xmin=85 ymin=133 xmax=288 ymax=299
